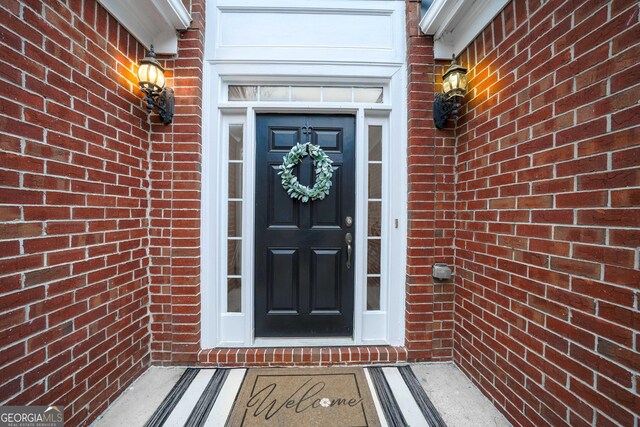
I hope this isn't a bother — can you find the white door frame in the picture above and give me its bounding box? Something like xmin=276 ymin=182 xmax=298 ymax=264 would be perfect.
xmin=201 ymin=0 xmax=407 ymax=349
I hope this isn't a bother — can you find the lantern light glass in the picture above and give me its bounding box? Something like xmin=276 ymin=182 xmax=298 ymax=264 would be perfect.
xmin=137 ymin=46 xmax=165 ymax=93
xmin=433 ymin=54 xmax=468 ymax=129
xmin=442 ymin=55 xmax=468 ymax=99
xmin=136 ymin=44 xmax=174 ymax=125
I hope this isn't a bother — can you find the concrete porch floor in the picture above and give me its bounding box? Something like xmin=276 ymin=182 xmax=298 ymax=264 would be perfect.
xmin=93 ymin=363 xmax=510 ymax=426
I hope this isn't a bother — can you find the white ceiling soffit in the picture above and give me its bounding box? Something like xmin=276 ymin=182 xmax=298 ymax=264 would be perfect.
xmin=419 ymin=0 xmax=510 ymax=59
xmin=97 ymin=0 xmax=191 ymax=55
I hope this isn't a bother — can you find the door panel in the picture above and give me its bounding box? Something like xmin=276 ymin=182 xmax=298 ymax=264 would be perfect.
xmin=255 ymin=114 xmax=356 ymax=337
xmin=311 ymin=166 xmax=342 ymax=228
xmin=270 ymin=128 xmax=301 ymax=150
xmin=267 ymin=249 xmax=298 ymax=312
xmin=267 ymin=165 xmax=299 ymax=227
xmin=313 ymin=129 xmax=342 ymax=150
xmin=310 ymin=249 xmax=341 ymax=312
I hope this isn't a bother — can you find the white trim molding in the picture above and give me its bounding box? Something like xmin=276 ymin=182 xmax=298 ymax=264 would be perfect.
xmin=419 ymin=0 xmax=510 ymax=59
xmin=212 ymin=0 xmax=403 ymax=65
xmin=201 ymin=0 xmax=407 ymax=349
xmin=97 ymin=0 xmax=191 ymax=54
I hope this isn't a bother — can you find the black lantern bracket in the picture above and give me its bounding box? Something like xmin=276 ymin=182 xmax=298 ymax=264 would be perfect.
xmin=142 ymin=87 xmax=174 ymax=125
xmin=433 ymin=92 xmax=462 ymax=129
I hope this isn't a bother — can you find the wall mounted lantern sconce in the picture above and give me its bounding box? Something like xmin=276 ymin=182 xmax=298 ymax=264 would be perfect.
xmin=434 ymin=55 xmax=468 ymax=129
xmin=137 ymin=45 xmax=174 ymax=125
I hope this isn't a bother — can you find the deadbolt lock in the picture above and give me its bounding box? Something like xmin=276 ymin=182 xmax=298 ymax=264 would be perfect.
xmin=345 ymin=216 xmax=353 ymax=227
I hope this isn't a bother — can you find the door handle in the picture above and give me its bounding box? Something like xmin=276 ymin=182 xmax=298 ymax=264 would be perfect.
xmin=345 ymin=233 xmax=353 ymax=269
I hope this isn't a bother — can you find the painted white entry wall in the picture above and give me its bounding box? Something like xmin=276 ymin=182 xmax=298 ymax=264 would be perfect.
xmin=201 ymin=0 xmax=407 ymax=348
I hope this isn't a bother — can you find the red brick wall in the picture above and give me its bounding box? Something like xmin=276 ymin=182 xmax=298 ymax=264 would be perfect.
xmin=405 ymin=0 xmax=456 ymax=362
xmin=454 ymin=1 xmax=640 ymax=426
xmin=0 ymin=1 xmax=151 ymax=425
xmin=148 ymin=0 xmax=205 ymax=365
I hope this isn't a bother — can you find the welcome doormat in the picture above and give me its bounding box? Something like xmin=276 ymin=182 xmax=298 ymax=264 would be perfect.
xmin=143 ymin=366 xmax=446 ymax=427
xmin=226 ymin=367 xmax=381 ymax=427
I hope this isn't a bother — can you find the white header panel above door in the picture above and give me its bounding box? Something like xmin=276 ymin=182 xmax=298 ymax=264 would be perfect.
xmin=211 ymin=0 xmax=405 ymax=64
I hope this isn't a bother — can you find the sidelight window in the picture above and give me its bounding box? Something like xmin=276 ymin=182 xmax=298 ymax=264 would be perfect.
xmin=366 ymin=125 xmax=383 ymax=310
xmin=227 ymin=124 xmax=243 ymax=312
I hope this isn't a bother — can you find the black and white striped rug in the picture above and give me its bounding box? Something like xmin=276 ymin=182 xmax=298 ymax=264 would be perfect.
xmin=144 ymin=366 xmax=446 ymax=427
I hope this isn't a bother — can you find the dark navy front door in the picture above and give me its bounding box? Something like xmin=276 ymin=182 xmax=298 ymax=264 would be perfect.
xmin=254 ymin=114 xmax=356 ymax=337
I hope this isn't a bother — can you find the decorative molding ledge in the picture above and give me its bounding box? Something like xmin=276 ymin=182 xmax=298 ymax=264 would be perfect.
xmin=211 ymin=0 xmax=404 ymax=65
xmin=97 ymin=0 xmax=191 ymax=55
xmin=419 ymin=0 xmax=509 ymax=59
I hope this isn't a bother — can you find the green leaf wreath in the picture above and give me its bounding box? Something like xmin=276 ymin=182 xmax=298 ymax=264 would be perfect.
xmin=278 ymin=142 xmax=333 ymax=203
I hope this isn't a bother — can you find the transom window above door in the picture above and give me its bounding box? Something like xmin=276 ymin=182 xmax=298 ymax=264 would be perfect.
xmin=228 ymin=85 xmax=384 ymax=103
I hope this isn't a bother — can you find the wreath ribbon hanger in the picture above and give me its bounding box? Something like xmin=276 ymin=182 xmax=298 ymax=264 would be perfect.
xmin=302 ymin=120 xmax=313 ymax=143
